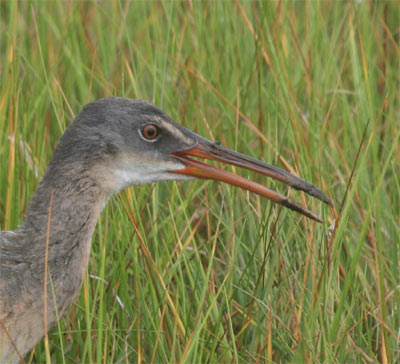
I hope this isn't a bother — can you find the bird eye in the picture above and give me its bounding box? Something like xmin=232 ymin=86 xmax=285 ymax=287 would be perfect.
xmin=140 ymin=124 xmax=159 ymax=141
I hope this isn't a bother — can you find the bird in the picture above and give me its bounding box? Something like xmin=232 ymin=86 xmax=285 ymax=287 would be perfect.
xmin=0 ymin=97 xmax=331 ymax=363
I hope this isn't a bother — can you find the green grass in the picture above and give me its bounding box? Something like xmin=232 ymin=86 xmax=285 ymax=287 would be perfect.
xmin=1 ymin=1 xmax=399 ymax=363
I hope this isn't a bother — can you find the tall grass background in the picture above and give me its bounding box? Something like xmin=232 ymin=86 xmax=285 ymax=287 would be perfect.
xmin=0 ymin=1 xmax=399 ymax=363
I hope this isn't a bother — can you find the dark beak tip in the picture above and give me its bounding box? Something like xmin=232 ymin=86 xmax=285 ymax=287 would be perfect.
xmin=319 ymin=192 xmax=333 ymax=207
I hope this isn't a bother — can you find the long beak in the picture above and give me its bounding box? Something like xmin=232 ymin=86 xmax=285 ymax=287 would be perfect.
xmin=170 ymin=138 xmax=331 ymax=223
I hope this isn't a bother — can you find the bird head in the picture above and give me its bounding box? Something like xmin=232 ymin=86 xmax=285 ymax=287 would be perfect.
xmin=56 ymin=97 xmax=330 ymax=222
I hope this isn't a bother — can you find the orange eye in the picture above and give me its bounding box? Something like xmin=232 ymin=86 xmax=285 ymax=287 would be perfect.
xmin=141 ymin=124 xmax=159 ymax=140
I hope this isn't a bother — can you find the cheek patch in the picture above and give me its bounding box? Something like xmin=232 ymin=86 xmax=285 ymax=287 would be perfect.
xmin=95 ymin=153 xmax=190 ymax=194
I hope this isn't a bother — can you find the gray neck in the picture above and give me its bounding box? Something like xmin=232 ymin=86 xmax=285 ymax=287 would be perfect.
xmin=0 ymin=161 xmax=109 ymax=363
xmin=18 ymin=160 xmax=109 ymax=315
